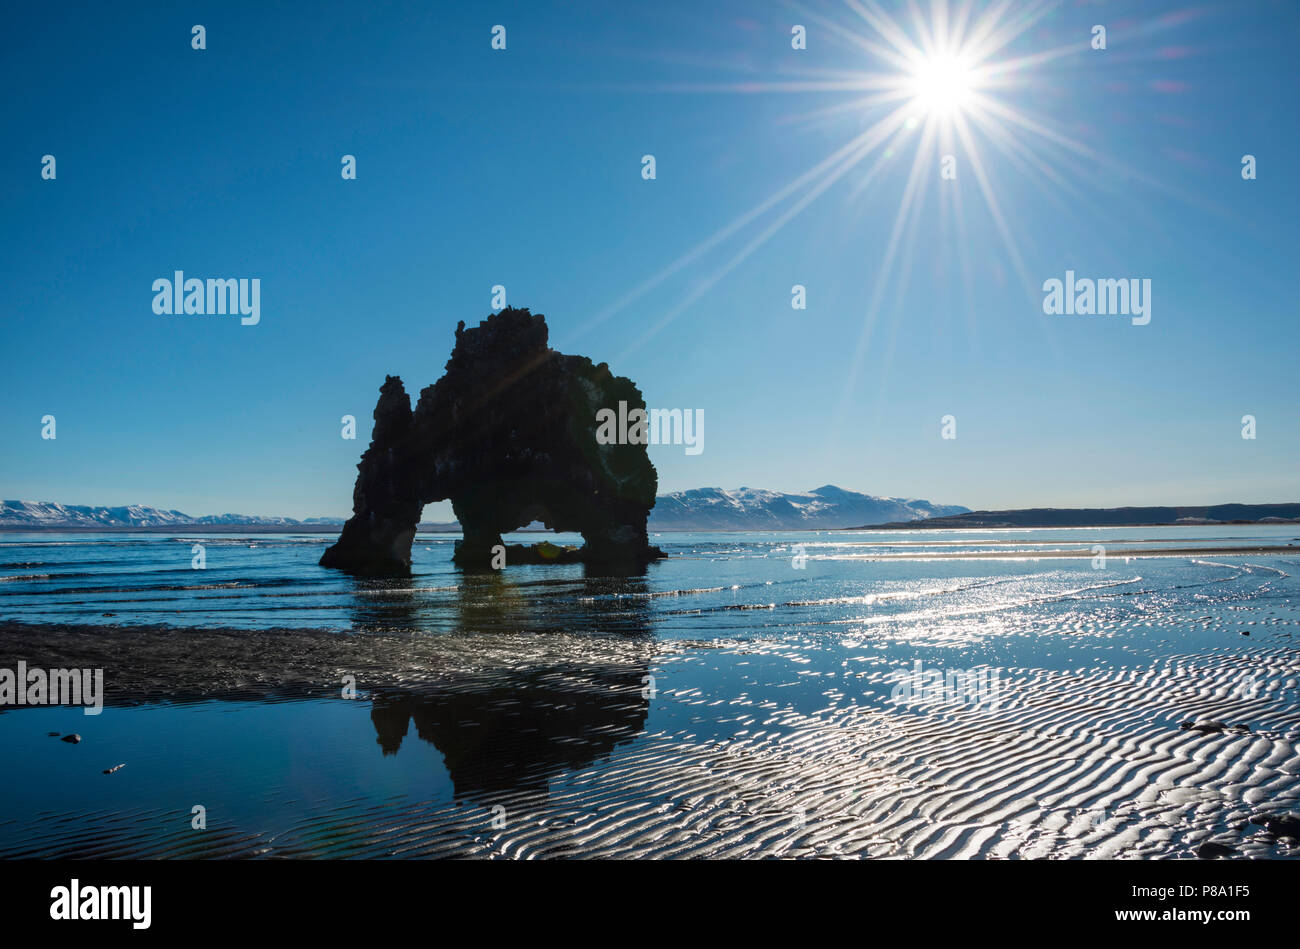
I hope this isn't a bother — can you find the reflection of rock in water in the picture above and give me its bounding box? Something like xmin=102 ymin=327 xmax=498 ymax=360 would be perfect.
xmin=346 ymin=574 xmax=423 ymax=633
xmin=344 ymin=563 xmax=659 ymax=636
xmin=369 ymin=572 xmax=655 ymax=799
xmin=369 ymin=660 xmax=650 ymax=798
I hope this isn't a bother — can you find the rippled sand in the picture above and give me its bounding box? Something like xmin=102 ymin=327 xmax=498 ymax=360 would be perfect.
xmin=1 ymin=532 xmax=1298 ymax=859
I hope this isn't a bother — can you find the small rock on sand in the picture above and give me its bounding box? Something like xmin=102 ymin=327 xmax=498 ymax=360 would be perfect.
xmin=1249 ymin=813 xmax=1300 ymax=837
xmin=1179 ymin=721 xmax=1249 ymax=734
xmin=1196 ymin=841 xmax=1235 ymax=858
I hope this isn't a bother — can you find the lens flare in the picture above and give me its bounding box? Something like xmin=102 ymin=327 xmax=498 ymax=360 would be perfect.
xmin=909 ymin=51 xmax=976 ymax=115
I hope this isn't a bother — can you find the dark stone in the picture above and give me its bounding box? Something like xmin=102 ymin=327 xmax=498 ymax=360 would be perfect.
xmin=321 ymin=308 xmax=664 ymax=574
xmin=1196 ymin=840 xmax=1235 ymax=858
xmin=1179 ymin=720 xmax=1250 ymax=735
xmin=60 ymin=733 xmax=81 ymax=744
xmin=1249 ymin=812 xmax=1300 ymax=837
xmin=1180 ymin=720 xmax=1227 ymax=733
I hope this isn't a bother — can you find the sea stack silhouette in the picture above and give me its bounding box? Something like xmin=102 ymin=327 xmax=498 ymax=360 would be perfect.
xmin=320 ymin=307 xmax=664 ymax=574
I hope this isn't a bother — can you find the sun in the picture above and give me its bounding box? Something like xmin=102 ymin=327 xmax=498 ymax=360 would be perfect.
xmin=579 ymin=0 xmax=1102 ymax=372
xmin=907 ymin=50 xmax=976 ymax=116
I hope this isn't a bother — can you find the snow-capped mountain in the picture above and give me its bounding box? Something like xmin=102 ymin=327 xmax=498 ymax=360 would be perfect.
xmin=647 ymin=485 xmax=968 ymax=530
xmin=2 ymin=486 xmax=966 ymax=531
xmin=0 ymin=501 xmax=341 ymax=529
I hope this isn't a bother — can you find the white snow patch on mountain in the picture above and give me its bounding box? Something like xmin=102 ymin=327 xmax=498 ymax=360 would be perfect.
xmin=647 ymin=485 xmax=967 ymax=530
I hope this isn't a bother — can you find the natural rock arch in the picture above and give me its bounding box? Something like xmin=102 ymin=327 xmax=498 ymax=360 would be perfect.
xmin=320 ymin=308 xmax=663 ymax=574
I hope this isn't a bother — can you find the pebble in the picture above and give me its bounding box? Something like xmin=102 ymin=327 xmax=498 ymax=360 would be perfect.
xmin=1179 ymin=721 xmax=1249 ymax=734
xmin=1250 ymin=813 xmax=1300 ymax=837
xmin=1196 ymin=841 xmax=1235 ymax=858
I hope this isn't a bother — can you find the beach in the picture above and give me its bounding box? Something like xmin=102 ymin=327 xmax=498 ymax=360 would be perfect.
xmin=1 ymin=526 xmax=1297 ymax=858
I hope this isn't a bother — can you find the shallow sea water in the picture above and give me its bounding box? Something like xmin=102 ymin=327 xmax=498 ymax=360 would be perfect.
xmin=1 ymin=526 xmax=1298 ymax=858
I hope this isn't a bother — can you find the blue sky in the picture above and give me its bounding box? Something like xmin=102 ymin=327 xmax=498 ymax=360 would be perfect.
xmin=1 ymin=0 xmax=1296 ymax=519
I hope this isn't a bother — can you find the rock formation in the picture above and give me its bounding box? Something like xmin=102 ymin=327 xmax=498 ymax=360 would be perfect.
xmin=320 ymin=307 xmax=663 ymax=573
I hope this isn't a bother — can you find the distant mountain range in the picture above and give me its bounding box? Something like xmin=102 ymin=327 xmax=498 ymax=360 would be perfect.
xmin=647 ymin=486 xmax=968 ymax=530
xmin=0 ymin=501 xmax=346 ymax=530
xmin=1 ymin=486 xmax=967 ymax=531
xmin=6 ymin=496 xmax=1295 ymax=533
xmin=868 ymin=503 xmax=1300 ymax=529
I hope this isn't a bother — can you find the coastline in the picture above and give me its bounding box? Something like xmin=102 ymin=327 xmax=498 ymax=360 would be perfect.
xmin=3 ymin=531 xmax=1297 ymax=860
xmin=3 ymin=612 xmax=1298 ymax=860
xmin=0 ymin=619 xmax=655 ymax=708
xmin=839 ymin=544 xmax=1300 ymax=559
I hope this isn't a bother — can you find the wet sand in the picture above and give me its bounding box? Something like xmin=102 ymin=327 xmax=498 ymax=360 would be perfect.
xmin=850 ymin=545 xmax=1300 ymax=560
xmin=2 ymin=615 xmax=1299 ymax=859
xmin=2 ymin=529 xmax=1297 ymax=859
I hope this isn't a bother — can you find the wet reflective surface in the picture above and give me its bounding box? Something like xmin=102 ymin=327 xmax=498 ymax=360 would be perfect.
xmin=1 ymin=527 xmax=1298 ymax=858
